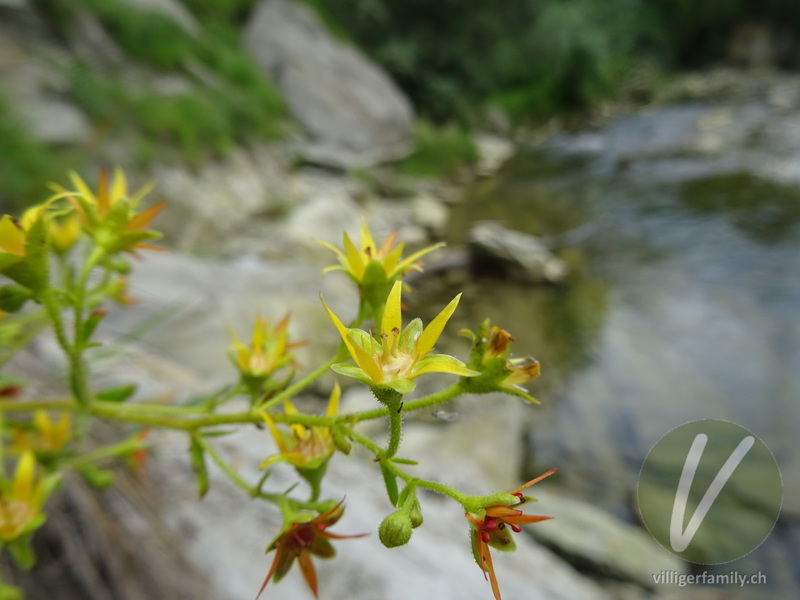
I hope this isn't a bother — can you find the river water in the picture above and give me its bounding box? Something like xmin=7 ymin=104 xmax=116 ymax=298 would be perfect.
xmin=426 ymin=104 xmax=800 ymax=597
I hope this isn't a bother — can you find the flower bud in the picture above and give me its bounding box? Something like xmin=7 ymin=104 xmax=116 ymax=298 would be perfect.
xmin=409 ymin=499 xmax=423 ymax=528
xmin=378 ymin=510 xmax=413 ymax=548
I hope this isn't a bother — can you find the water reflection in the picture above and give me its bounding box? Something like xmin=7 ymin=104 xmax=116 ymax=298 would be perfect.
xmin=418 ymin=144 xmax=800 ymax=596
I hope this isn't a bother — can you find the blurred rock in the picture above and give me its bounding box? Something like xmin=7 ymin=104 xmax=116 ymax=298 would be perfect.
xmin=530 ymin=489 xmax=687 ymax=587
xmin=244 ymin=0 xmax=415 ymax=169
xmin=151 ymin=145 xmax=294 ymax=253
xmin=18 ymin=96 xmax=93 ymax=144
xmin=475 ymin=133 xmax=515 ymax=176
xmin=469 ymin=222 xmax=568 ymax=283
xmin=412 ymin=194 xmax=449 ymax=235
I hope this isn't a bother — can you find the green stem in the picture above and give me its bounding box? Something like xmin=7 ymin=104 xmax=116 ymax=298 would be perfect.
xmin=385 ymin=409 xmax=402 ymax=459
xmin=344 ymin=425 xmax=468 ymax=505
xmin=354 ymin=382 xmax=463 ymax=422
xmin=193 ymin=434 xmax=281 ymax=502
xmin=259 ymin=356 xmax=337 ymax=411
xmin=0 ymin=309 xmax=49 ymax=368
xmin=68 ymin=246 xmax=104 ymax=405
xmin=0 ymin=381 xmax=467 ymax=432
xmin=63 ymin=437 xmax=146 ymax=469
xmin=41 ymin=288 xmax=71 ymax=359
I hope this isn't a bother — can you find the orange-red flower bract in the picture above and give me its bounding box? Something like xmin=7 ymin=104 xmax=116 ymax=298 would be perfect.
xmin=257 ymin=500 xmax=366 ymax=599
xmin=466 ymin=469 xmax=556 ymax=600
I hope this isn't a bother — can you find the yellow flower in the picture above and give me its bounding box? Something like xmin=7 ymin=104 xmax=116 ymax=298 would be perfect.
xmin=260 ymin=384 xmax=340 ymax=471
xmin=21 ymin=202 xmax=82 ymax=254
xmin=57 ymin=168 xmax=164 ymax=254
xmin=318 ymin=219 xmax=443 ymax=284
xmin=0 ymin=452 xmax=50 ymax=542
xmin=11 ymin=411 xmax=71 ymax=455
xmin=322 ymin=280 xmax=479 ymax=395
xmin=228 ymin=314 xmax=306 ymax=380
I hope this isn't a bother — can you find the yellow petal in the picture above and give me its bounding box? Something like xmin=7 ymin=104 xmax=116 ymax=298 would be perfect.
xmin=326 ymin=382 xmax=341 ymax=417
xmin=111 ymin=167 xmax=128 ymax=205
xmin=251 ymin=315 xmax=266 ymax=349
xmin=359 ymin=218 xmax=377 ymax=256
xmin=12 ymin=451 xmax=37 ymax=500
xmin=321 ymin=295 xmax=382 ymax=383
xmin=415 ymin=293 xmax=462 ymax=359
xmin=411 ymin=359 xmax=480 ymax=378
xmin=315 ymin=238 xmax=348 ymax=265
xmin=129 ymin=180 xmax=157 ymax=206
xmin=392 ymin=242 xmax=445 ymax=276
xmin=68 ymin=171 xmax=96 ymax=205
xmin=33 ymin=410 xmax=51 ymax=435
xmin=381 ymin=280 xmax=403 ymax=335
xmin=21 ymin=205 xmax=46 ymax=231
xmin=262 ymin=413 xmax=291 ymax=455
xmin=343 ymin=232 xmax=365 ymax=280
xmin=0 ymin=215 xmax=26 ymax=256
xmin=382 ymin=241 xmax=405 ymax=275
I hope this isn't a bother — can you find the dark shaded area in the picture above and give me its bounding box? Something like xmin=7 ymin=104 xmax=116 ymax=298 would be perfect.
xmin=314 ymin=0 xmax=800 ymax=121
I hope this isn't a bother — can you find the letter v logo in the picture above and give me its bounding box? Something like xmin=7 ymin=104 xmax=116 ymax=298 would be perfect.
xmin=669 ymin=433 xmax=754 ymax=552
xmin=638 ymin=419 xmax=782 ymax=564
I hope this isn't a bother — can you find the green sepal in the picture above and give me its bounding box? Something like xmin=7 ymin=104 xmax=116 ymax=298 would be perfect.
xmin=111 ymin=230 xmax=162 ymax=254
xmin=380 ymin=461 xmax=399 ymax=506
xmin=3 ymin=216 xmax=50 ymax=294
xmin=79 ymin=309 xmax=107 ymax=347
xmin=7 ymin=535 xmax=37 ymax=570
xmin=297 ymin=460 xmax=329 ymax=501
xmin=331 ymin=426 xmax=352 ymax=455
xmin=488 ymin=533 xmax=517 ymax=553
xmin=500 ymin=386 xmax=540 ymax=404
xmin=100 ymin=255 xmax=132 ymax=274
xmin=95 ymin=384 xmax=137 ymax=403
xmin=0 ymin=284 xmax=34 ymax=312
xmin=331 ymin=363 xmax=372 ymax=385
xmin=0 ymin=253 xmax=22 ymax=273
xmin=77 ymin=463 xmax=115 ymax=489
xmin=189 ymin=435 xmax=209 ymax=498
xmin=359 ymin=261 xmax=393 ymax=325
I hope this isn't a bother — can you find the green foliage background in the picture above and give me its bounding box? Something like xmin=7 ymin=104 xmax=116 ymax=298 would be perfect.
xmin=311 ymin=0 xmax=800 ymax=122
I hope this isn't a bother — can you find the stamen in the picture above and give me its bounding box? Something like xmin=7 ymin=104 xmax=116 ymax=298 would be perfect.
xmin=510 ymin=523 xmax=521 ymax=533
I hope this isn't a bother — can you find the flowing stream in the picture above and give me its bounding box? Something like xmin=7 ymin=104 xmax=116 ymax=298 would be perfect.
xmin=419 ymin=104 xmax=800 ymax=596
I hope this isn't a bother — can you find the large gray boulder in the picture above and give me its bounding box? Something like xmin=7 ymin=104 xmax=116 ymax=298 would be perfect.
xmin=244 ymin=0 xmax=415 ymax=169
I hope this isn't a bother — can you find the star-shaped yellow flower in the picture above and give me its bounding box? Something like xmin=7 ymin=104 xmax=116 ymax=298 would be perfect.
xmin=0 ymin=452 xmax=56 ymax=543
xmin=56 ymin=168 xmax=164 ymax=254
xmin=322 ymin=280 xmax=479 ymax=395
xmin=318 ymin=219 xmax=443 ymax=284
xmin=261 ymin=384 xmax=340 ymax=471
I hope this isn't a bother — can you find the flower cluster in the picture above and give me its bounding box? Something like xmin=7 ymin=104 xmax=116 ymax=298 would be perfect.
xmin=1 ymin=168 xmax=557 ymax=600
